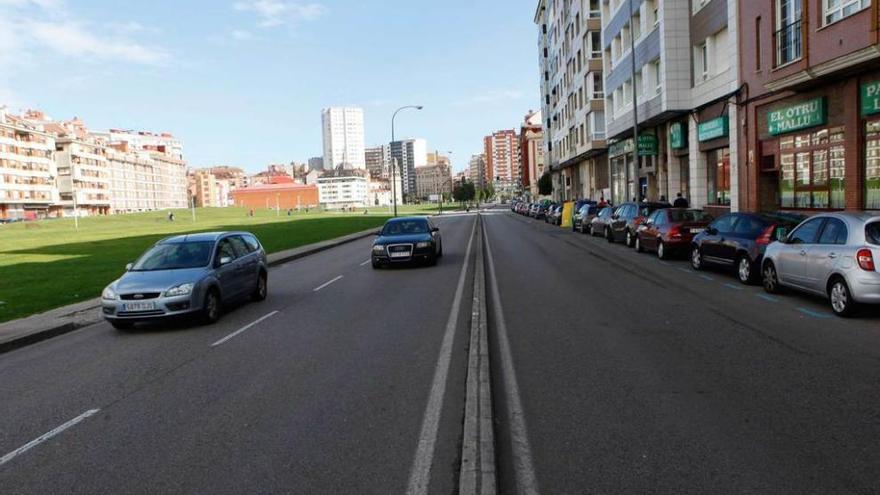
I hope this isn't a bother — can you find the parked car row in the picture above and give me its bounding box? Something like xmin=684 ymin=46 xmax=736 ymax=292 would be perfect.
xmin=511 ymin=199 xmax=880 ymax=317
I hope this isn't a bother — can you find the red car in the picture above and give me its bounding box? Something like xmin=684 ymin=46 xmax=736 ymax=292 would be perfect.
xmin=635 ymin=208 xmax=713 ymax=259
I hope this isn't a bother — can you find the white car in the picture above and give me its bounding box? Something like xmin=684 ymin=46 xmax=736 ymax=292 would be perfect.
xmin=762 ymin=212 xmax=880 ymax=317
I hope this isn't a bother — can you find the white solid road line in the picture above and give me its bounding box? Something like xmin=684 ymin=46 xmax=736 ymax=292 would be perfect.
xmin=210 ymin=311 xmax=279 ymax=347
xmin=313 ymin=275 xmax=344 ymax=292
xmin=406 ymin=215 xmax=478 ymax=495
xmin=483 ymin=219 xmax=540 ymax=494
xmin=0 ymin=409 xmax=100 ymax=467
xmin=360 ymin=259 xmax=371 ymax=266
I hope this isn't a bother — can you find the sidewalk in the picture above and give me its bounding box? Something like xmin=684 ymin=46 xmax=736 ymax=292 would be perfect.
xmin=0 ymin=227 xmax=379 ymax=354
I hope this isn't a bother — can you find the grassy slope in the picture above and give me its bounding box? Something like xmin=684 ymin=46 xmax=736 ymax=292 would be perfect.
xmin=0 ymin=205 xmax=442 ymax=323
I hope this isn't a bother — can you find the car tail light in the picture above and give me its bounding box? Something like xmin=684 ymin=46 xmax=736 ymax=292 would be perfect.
xmin=669 ymin=226 xmax=682 ymax=239
xmin=857 ymin=249 xmax=875 ymax=271
xmin=756 ymin=224 xmax=776 ymax=246
xmin=634 ymin=216 xmax=645 ymax=226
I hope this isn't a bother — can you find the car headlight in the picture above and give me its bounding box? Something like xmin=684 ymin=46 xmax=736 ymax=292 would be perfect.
xmin=372 ymin=245 xmax=385 ymax=253
xmin=165 ymin=283 xmax=195 ymax=297
xmin=102 ymin=286 xmax=118 ymax=301
xmin=416 ymin=241 xmax=432 ymax=249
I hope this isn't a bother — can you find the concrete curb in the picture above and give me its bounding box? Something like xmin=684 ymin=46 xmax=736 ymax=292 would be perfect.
xmin=459 ymin=215 xmax=497 ymax=494
xmin=0 ymin=227 xmax=379 ymax=355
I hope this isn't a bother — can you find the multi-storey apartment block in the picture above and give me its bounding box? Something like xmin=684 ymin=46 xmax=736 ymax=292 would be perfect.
xmin=536 ymin=0 xmax=608 ymax=202
xmin=520 ymin=110 xmax=546 ymax=199
xmin=415 ymin=163 xmax=453 ymax=201
xmin=365 ymin=145 xmax=392 ymax=180
xmin=55 ymin=136 xmax=112 ymax=216
xmin=0 ymin=108 xmax=59 ymax=219
xmin=484 ymin=129 xmax=521 ymax=189
xmin=322 ymin=107 xmax=366 ymax=170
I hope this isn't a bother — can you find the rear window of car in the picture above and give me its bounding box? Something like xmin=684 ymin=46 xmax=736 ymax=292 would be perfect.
xmin=866 ymin=222 xmax=880 ymax=245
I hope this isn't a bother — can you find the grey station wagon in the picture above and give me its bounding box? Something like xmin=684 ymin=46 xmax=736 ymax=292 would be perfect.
xmin=102 ymin=232 xmax=269 ymax=329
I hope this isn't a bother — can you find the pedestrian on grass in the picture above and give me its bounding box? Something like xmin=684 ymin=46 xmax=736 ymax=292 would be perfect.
xmin=168 ymin=212 xmax=174 ymax=222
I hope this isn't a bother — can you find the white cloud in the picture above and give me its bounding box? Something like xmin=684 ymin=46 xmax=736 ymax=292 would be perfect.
xmin=27 ymin=21 xmax=171 ymax=66
xmin=233 ymin=0 xmax=327 ymax=28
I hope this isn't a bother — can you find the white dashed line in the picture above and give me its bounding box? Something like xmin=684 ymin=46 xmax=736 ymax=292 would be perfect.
xmin=360 ymin=259 xmax=371 ymax=266
xmin=0 ymin=409 xmax=100 ymax=467
xmin=313 ymin=275 xmax=344 ymax=292
xmin=210 ymin=311 xmax=279 ymax=347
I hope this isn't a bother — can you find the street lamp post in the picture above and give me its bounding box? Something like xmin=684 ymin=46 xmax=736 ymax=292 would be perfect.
xmin=391 ymin=105 xmax=423 ymax=217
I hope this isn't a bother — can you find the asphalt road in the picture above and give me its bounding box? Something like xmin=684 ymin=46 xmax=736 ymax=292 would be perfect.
xmin=0 ymin=213 xmax=478 ymax=495
xmin=3 ymin=208 xmax=880 ymax=494
xmin=485 ymin=209 xmax=880 ymax=494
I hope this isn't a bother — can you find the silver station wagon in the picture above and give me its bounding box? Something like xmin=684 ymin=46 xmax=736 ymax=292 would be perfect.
xmin=102 ymin=232 xmax=269 ymax=329
xmin=762 ymin=212 xmax=880 ymax=317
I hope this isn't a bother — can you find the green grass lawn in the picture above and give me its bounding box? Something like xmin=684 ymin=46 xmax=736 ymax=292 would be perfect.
xmin=0 ymin=204 xmax=445 ymax=323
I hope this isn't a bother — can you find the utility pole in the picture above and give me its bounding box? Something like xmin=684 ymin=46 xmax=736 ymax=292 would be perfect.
xmin=191 ymin=195 xmax=196 ymax=222
xmin=390 ymin=105 xmax=423 ymax=217
xmin=72 ymin=185 xmax=79 ymax=231
xmin=276 ymin=193 xmax=280 ymax=217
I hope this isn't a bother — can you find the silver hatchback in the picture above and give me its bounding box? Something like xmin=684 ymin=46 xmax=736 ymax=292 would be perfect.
xmin=762 ymin=212 xmax=880 ymax=317
xmin=102 ymin=232 xmax=269 ymax=329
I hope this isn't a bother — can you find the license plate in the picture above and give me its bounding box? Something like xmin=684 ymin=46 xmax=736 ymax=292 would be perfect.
xmin=124 ymin=302 xmax=156 ymax=312
xmin=690 ymin=228 xmax=704 ymax=234
xmin=390 ymin=251 xmax=410 ymax=258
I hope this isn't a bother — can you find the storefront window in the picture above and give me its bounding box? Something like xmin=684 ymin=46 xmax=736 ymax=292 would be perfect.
xmin=706 ymin=148 xmax=730 ymax=206
xmin=867 ymin=120 xmax=880 ymax=209
xmin=779 ymin=126 xmax=844 ymax=209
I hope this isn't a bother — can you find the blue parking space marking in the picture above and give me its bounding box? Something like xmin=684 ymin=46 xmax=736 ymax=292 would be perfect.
xmin=757 ymin=294 xmax=780 ymax=303
xmin=699 ymin=275 xmax=714 ymax=282
xmin=797 ymin=307 xmax=833 ymax=319
xmin=723 ymin=283 xmax=743 ymax=291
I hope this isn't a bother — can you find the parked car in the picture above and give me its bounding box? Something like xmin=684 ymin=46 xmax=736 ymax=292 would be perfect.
xmin=546 ymin=205 xmax=563 ymax=225
xmin=372 ymin=216 xmax=442 ymax=268
xmin=762 ymin=212 xmax=880 ymax=317
xmin=635 ymin=208 xmax=714 ymax=259
xmin=606 ymin=202 xmax=671 ymax=246
xmin=101 ymin=232 xmax=268 ymax=330
xmin=535 ymin=203 xmax=550 ymax=220
xmin=589 ymin=206 xmax=615 ymax=237
xmin=691 ymin=212 xmax=804 ymax=284
xmin=569 ymin=200 xmax=596 ymax=231
xmin=574 ymin=204 xmax=601 ymax=234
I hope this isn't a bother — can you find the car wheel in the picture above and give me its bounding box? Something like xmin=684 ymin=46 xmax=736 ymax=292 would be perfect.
xmin=251 ymin=272 xmax=267 ymax=301
xmin=586 ymin=224 xmax=592 ymax=236
xmin=737 ymin=255 xmax=756 ymax=285
xmin=201 ymin=289 xmax=221 ymax=325
xmin=606 ymin=227 xmax=614 ymax=243
xmin=437 ymin=243 xmax=443 ymax=258
xmin=110 ymin=320 xmax=134 ymax=330
xmin=371 ymin=258 xmax=381 ymax=269
xmin=691 ymin=246 xmax=704 ymax=271
xmin=635 ymin=235 xmax=643 ymax=253
xmin=829 ymin=278 xmax=858 ymax=317
xmin=657 ymin=240 xmax=667 ymax=260
xmin=427 ymin=253 xmax=438 ymax=266
xmin=763 ymin=261 xmax=782 ymax=294
xmin=625 ymin=230 xmax=634 ymax=247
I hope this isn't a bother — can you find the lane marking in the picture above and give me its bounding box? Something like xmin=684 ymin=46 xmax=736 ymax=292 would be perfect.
xmin=0 ymin=409 xmax=100 ymax=467
xmin=360 ymin=259 xmax=371 ymax=266
xmin=757 ymin=294 xmax=780 ymax=303
xmin=483 ymin=218 xmax=540 ymax=494
xmin=658 ymin=261 xmax=671 ymax=266
xmin=723 ymin=283 xmax=743 ymax=291
xmin=699 ymin=274 xmax=715 ymax=282
xmin=407 ymin=215 xmax=478 ymax=495
xmin=313 ymin=275 xmax=344 ymax=292
xmin=677 ymin=267 xmax=692 ymax=274
xmin=210 ymin=311 xmax=279 ymax=347
xmin=797 ymin=307 xmax=833 ymax=319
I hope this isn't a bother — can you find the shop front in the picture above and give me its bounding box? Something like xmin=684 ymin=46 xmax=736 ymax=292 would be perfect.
xmin=608 ymin=134 xmax=659 ymax=204
xmin=696 ymin=111 xmax=731 ymax=215
xmin=669 ymin=121 xmax=690 ymax=201
xmin=863 ymin=80 xmax=880 ymax=210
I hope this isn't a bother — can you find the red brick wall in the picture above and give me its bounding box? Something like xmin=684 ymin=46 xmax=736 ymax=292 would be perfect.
xmin=230 ymin=186 xmax=319 ymax=210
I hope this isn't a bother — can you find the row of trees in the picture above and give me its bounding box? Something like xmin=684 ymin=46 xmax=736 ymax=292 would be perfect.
xmin=452 ymin=181 xmax=496 ymax=203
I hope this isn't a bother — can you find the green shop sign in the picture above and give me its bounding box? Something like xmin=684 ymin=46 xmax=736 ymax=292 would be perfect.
xmin=670 ymin=122 xmax=687 ymax=149
xmin=862 ymin=81 xmax=880 ymax=116
xmin=608 ymin=135 xmax=659 ymax=158
xmin=768 ymin=97 xmax=827 ymax=135
xmin=697 ymin=116 xmax=729 ymax=142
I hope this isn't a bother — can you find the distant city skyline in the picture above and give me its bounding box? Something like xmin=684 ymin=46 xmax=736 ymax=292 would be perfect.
xmin=0 ymin=0 xmax=539 ymax=174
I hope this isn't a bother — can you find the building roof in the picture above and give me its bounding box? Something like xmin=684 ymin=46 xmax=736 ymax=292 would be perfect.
xmin=232 ymin=183 xmax=316 ymax=193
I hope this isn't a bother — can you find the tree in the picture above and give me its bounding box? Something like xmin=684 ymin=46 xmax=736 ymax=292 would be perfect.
xmin=453 ymin=181 xmax=476 ymax=203
xmin=484 ymin=183 xmax=495 ymax=201
xmin=538 ymin=172 xmax=553 ymax=196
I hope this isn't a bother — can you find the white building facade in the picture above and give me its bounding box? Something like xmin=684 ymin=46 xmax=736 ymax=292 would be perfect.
xmin=322 ymin=107 xmax=366 ymax=170
xmin=317 ymin=174 xmax=369 ymax=209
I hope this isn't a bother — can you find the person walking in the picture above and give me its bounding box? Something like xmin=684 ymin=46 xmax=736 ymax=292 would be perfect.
xmin=673 ymin=192 xmax=689 ymax=208
xmin=598 ymin=196 xmax=608 ymax=207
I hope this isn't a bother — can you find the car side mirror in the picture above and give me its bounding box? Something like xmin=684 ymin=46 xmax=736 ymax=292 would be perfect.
xmin=706 ymin=227 xmax=718 ymax=236
xmin=219 ymin=256 xmax=233 ymax=266
xmin=125 ymin=263 xmax=133 ymax=271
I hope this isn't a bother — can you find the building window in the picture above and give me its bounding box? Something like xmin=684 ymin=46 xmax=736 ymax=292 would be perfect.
xmin=823 ymin=0 xmax=870 ymax=25
xmin=866 ymin=120 xmax=880 ymax=209
xmin=755 ymin=16 xmax=762 ymax=70
xmin=775 ymin=0 xmax=803 ymax=66
xmin=651 ymin=60 xmax=661 ymax=95
xmin=696 ymin=42 xmax=709 ymax=82
xmin=707 ymin=148 xmax=731 ymax=206
xmin=779 ymin=127 xmax=845 ymax=209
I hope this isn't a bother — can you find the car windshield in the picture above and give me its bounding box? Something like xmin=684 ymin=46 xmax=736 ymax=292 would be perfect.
xmin=867 ymin=222 xmax=880 ymax=245
xmin=382 ymin=220 xmax=429 ymax=235
xmin=131 ymin=241 xmax=214 ymax=271
xmin=669 ymin=210 xmax=712 ymax=222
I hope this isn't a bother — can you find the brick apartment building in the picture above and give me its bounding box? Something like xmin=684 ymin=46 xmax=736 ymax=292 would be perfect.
xmin=483 ymin=130 xmax=520 ymax=187
xmin=738 ymin=0 xmax=880 ymax=213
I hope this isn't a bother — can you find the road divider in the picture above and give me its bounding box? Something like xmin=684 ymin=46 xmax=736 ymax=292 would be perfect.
xmin=210 ymin=311 xmax=279 ymax=347
xmin=0 ymin=409 xmax=100 ymax=467
xmin=407 ymin=215 xmax=478 ymax=495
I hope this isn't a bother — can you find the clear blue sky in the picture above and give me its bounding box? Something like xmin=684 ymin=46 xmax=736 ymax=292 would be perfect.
xmin=0 ymin=0 xmax=540 ymax=173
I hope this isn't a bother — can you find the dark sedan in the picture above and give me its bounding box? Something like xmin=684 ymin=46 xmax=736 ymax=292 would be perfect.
xmin=371 ymin=217 xmax=442 ymax=268
xmin=607 ymin=202 xmax=671 ymax=246
xmin=635 ymin=208 xmax=713 ymax=259
xmin=691 ymin=212 xmax=804 ymax=284
xmin=574 ymin=203 xmax=601 ymax=234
